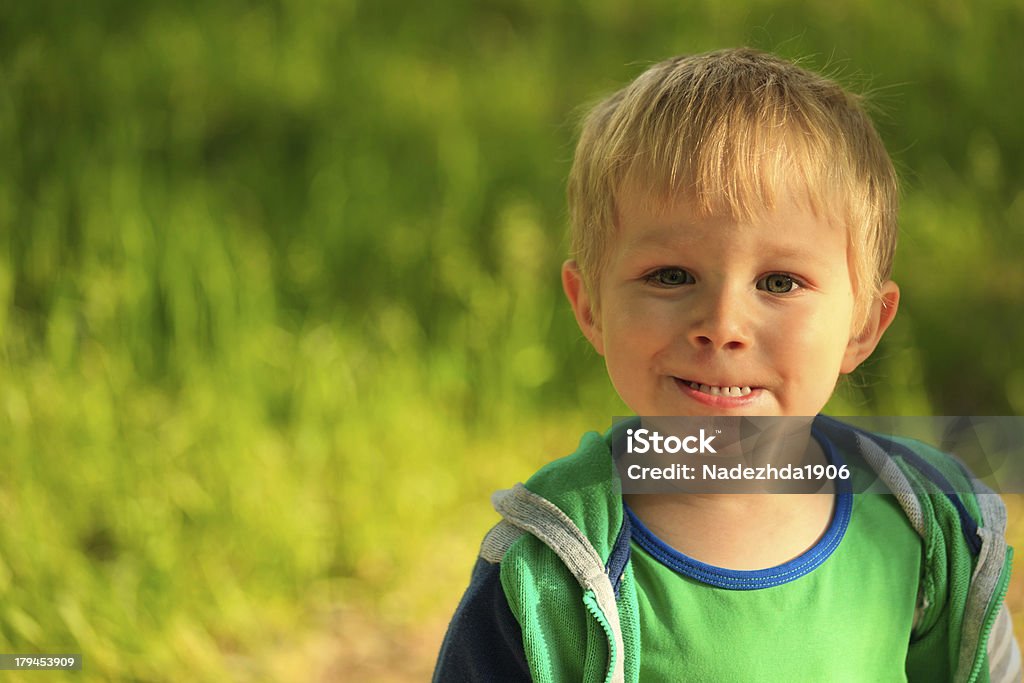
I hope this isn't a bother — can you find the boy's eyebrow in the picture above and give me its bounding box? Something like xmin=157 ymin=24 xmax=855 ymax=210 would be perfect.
xmin=618 ymin=227 xmax=697 ymax=253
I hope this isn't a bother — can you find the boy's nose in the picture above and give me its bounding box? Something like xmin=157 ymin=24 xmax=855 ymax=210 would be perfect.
xmin=687 ymin=288 xmax=753 ymax=351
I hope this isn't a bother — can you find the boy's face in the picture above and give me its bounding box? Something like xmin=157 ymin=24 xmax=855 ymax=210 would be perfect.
xmin=563 ymin=187 xmax=899 ymax=417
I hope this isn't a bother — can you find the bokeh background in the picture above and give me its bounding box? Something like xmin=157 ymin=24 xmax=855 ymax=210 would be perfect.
xmin=2 ymin=1 xmax=1023 ymax=680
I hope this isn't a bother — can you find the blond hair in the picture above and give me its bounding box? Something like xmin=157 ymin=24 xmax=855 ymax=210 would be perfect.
xmin=567 ymin=48 xmax=898 ymax=329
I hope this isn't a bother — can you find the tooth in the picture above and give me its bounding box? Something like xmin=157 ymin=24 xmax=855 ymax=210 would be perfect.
xmin=709 ymin=386 xmax=721 ymax=396
xmin=698 ymin=384 xmax=710 ymax=394
xmin=729 ymin=386 xmax=741 ymax=397
xmin=689 ymin=382 xmax=699 ymax=389
xmin=741 ymin=387 xmax=752 ymax=396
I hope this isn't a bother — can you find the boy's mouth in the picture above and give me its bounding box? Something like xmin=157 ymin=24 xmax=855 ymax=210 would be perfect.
xmin=676 ymin=378 xmax=753 ymax=397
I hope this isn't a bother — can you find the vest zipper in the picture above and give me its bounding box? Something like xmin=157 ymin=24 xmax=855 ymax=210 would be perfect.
xmin=582 ymin=589 xmax=620 ymax=683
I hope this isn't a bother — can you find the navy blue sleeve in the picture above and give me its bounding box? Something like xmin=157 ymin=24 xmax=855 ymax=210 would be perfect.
xmin=433 ymin=557 xmax=531 ymax=682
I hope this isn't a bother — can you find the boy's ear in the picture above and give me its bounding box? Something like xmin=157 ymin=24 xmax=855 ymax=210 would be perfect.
xmin=840 ymin=281 xmax=900 ymax=374
xmin=562 ymin=260 xmax=605 ymax=355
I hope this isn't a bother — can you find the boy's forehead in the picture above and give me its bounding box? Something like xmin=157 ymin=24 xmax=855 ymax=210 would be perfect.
xmin=608 ymin=183 xmax=849 ymax=268
xmin=614 ymin=182 xmax=843 ymax=238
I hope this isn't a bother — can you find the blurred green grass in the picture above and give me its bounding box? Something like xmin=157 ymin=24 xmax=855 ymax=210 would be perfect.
xmin=1 ymin=1 xmax=1023 ymax=679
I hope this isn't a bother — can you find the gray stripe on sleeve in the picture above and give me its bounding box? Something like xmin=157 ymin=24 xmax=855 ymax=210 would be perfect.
xmin=957 ymin=477 xmax=1010 ymax=682
xmin=854 ymin=433 xmax=924 ymax=536
xmin=480 ymin=520 xmax=526 ymax=564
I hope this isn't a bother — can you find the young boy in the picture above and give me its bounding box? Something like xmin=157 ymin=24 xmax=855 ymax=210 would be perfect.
xmin=434 ymin=48 xmax=1019 ymax=682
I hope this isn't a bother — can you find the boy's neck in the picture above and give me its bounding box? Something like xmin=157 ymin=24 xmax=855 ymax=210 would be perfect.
xmin=625 ymin=491 xmax=836 ymax=571
xmin=623 ymin=437 xmax=838 ymax=571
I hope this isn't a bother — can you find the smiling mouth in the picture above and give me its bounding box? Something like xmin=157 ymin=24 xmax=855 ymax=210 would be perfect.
xmin=678 ymin=379 xmax=753 ymax=397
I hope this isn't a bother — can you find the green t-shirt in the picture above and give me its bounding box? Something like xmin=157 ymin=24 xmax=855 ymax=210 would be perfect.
xmin=628 ymin=431 xmax=922 ymax=681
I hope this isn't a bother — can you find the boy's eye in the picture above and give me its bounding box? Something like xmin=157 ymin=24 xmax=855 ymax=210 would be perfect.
xmin=646 ymin=268 xmax=695 ymax=287
xmin=757 ymin=273 xmax=799 ymax=294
